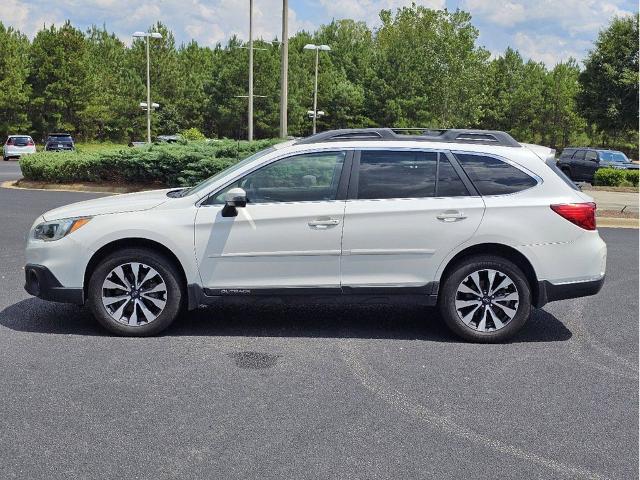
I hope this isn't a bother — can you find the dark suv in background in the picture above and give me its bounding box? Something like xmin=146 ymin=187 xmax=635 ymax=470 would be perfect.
xmin=557 ymin=147 xmax=638 ymax=182
xmin=44 ymin=133 xmax=75 ymax=152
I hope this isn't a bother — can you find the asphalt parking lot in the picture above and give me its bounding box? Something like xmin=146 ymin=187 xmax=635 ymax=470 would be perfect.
xmin=0 ymin=162 xmax=637 ymax=480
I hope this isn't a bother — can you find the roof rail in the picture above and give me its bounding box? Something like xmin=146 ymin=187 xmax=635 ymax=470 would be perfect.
xmin=296 ymin=128 xmax=521 ymax=147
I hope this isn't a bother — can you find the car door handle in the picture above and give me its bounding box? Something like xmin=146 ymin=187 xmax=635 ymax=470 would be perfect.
xmin=436 ymin=211 xmax=467 ymax=222
xmin=308 ymin=218 xmax=340 ymax=229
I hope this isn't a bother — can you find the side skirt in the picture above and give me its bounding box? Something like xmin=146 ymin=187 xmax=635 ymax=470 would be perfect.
xmin=186 ymin=283 xmax=439 ymax=310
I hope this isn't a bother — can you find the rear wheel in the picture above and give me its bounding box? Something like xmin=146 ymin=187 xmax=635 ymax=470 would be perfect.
xmin=438 ymin=255 xmax=532 ymax=342
xmin=560 ymin=166 xmax=573 ymax=179
xmin=87 ymin=248 xmax=183 ymax=336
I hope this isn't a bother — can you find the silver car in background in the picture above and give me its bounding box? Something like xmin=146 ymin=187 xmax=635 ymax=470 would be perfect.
xmin=3 ymin=135 xmax=36 ymax=160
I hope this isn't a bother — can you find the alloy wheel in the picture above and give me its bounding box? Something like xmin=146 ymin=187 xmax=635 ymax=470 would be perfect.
xmin=454 ymin=268 xmax=519 ymax=332
xmin=101 ymin=262 xmax=167 ymax=326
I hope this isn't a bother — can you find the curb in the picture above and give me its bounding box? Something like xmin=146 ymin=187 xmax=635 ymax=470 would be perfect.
xmin=1 ymin=180 xmax=148 ymax=194
xmin=596 ymin=217 xmax=639 ymax=229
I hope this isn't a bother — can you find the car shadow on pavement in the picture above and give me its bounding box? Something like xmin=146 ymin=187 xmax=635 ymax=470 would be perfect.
xmin=0 ymin=298 xmax=572 ymax=343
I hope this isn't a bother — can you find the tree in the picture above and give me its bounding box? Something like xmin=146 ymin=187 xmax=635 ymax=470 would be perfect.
xmin=81 ymin=26 xmax=140 ymax=141
xmin=578 ymin=15 xmax=639 ymax=144
xmin=176 ymin=41 xmax=216 ymax=132
xmin=0 ymin=23 xmax=31 ymax=137
xmin=368 ymin=5 xmax=489 ymax=129
xmin=541 ymin=60 xmax=584 ymax=148
xmin=28 ymin=21 xmax=90 ymax=140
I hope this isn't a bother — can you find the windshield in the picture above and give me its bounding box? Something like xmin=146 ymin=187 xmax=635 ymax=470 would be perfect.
xmin=598 ymin=151 xmax=629 ymax=163
xmin=180 ymin=146 xmax=277 ymax=197
xmin=48 ymin=136 xmax=73 ymax=143
xmin=11 ymin=137 xmax=31 ymax=146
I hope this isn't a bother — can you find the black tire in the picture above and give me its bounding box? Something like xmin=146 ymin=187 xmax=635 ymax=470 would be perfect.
xmin=87 ymin=248 xmax=184 ymax=336
xmin=438 ymin=255 xmax=532 ymax=343
xmin=560 ymin=166 xmax=573 ymax=180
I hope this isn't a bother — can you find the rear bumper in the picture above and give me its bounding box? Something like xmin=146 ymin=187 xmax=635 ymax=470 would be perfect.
xmin=24 ymin=264 xmax=84 ymax=305
xmin=535 ymin=275 xmax=605 ymax=308
xmin=3 ymin=149 xmax=35 ymax=157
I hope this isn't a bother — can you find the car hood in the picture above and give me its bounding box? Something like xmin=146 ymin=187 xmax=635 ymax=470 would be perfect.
xmin=42 ymin=189 xmax=173 ymax=221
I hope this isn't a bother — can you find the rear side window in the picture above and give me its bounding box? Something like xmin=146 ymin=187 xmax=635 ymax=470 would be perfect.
xmin=357 ymin=150 xmax=437 ymax=199
xmin=455 ymin=153 xmax=537 ymax=195
xmin=572 ymin=150 xmax=586 ymax=160
xmin=546 ymin=159 xmax=579 ymax=191
xmin=560 ymin=149 xmax=575 ymax=159
xmin=585 ymin=151 xmax=598 ymax=161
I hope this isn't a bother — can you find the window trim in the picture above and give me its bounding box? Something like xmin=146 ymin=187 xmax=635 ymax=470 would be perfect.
xmin=348 ymin=147 xmax=476 ymax=201
xmin=200 ymin=149 xmax=353 ymax=207
xmin=451 ymin=150 xmax=542 ymax=197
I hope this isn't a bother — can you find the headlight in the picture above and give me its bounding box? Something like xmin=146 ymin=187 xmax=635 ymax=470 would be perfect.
xmin=33 ymin=217 xmax=92 ymax=241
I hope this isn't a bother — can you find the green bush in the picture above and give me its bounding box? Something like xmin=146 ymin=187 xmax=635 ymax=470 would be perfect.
xmin=19 ymin=139 xmax=283 ymax=187
xmin=180 ymin=128 xmax=206 ymax=141
xmin=624 ymin=169 xmax=639 ymax=186
xmin=594 ymin=168 xmax=639 ymax=187
xmin=594 ymin=168 xmax=626 ymax=186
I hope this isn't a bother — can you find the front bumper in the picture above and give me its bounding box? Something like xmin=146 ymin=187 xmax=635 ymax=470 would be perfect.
xmin=24 ymin=264 xmax=84 ymax=305
xmin=535 ymin=275 xmax=605 ymax=308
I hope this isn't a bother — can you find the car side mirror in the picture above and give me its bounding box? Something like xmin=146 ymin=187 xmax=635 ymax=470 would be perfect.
xmin=222 ymin=188 xmax=247 ymax=217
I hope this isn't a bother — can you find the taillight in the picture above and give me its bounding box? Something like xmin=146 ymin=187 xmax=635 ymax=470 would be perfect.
xmin=551 ymin=202 xmax=596 ymax=230
xmin=27 ymin=139 xmax=34 ymax=146
xmin=6 ymin=138 xmax=13 ymax=145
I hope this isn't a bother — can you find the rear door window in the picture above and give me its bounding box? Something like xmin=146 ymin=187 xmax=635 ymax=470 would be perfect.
xmin=357 ymin=150 xmax=437 ymax=199
xmin=454 ymin=153 xmax=537 ymax=195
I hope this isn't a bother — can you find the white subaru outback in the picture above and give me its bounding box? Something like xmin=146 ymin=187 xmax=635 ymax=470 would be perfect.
xmin=24 ymin=129 xmax=606 ymax=342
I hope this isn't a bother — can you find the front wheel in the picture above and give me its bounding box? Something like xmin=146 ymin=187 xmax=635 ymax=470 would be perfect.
xmin=438 ymin=255 xmax=532 ymax=342
xmin=87 ymin=248 xmax=184 ymax=336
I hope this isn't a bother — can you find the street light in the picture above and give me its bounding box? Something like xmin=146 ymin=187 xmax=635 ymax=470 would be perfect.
xmin=280 ymin=0 xmax=289 ymax=138
xmin=303 ymin=43 xmax=330 ymax=134
xmin=133 ymin=31 xmax=163 ymax=144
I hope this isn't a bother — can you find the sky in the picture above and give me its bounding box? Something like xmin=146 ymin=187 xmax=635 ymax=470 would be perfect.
xmin=1 ymin=0 xmax=637 ymax=66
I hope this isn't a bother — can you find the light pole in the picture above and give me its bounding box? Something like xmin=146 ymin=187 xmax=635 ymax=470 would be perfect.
xmin=248 ymin=0 xmax=254 ymax=141
xmin=303 ymin=44 xmax=330 ymax=134
xmin=279 ymin=0 xmax=288 ymax=138
xmin=133 ymin=31 xmax=163 ymax=144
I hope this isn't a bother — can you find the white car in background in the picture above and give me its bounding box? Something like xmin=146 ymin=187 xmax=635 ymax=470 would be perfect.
xmin=3 ymin=135 xmax=36 ymax=160
xmin=24 ymin=128 xmax=607 ymax=342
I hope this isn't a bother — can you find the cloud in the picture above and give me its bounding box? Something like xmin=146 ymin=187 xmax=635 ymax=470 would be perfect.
xmin=512 ymin=32 xmax=592 ymax=66
xmin=317 ymin=0 xmax=446 ymax=26
xmin=0 ymin=0 xmax=635 ymax=64
xmin=462 ymin=0 xmax=633 ymax=32
xmin=0 ymin=0 xmax=65 ymax=36
xmin=0 ymin=0 xmax=315 ymax=46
